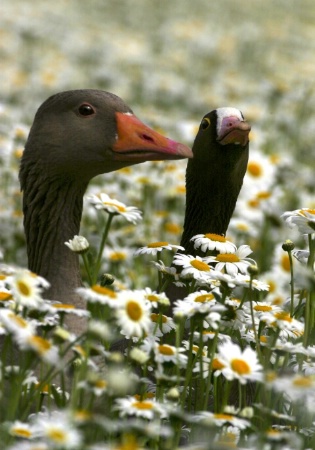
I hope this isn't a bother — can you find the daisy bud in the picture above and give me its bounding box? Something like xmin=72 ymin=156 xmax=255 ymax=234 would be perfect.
xmin=108 ymin=351 xmax=125 ymax=364
xmin=240 ymin=407 xmax=254 ymax=418
xmin=282 ymin=239 xmax=295 ymax=252
xmin=166 ymin=387 xmax=180 ymax=402
xmin=53 ymin=326 xmax=72 ymax=343
xmin=100 ymin=273 xmax=115 ymax=286
xmin=247 ymin=264 xmax=258 ymax=276
xmin=129 ymin=347 xmax=150 ymax=365
xmin=65 ymin=235 xmax=89 ymax=254
xmin=173 ymin=311 xmax=186 ymax=323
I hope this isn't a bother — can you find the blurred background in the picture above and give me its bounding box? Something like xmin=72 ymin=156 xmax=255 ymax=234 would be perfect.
xmin=1 ymin=0 xmax=315 ymax=283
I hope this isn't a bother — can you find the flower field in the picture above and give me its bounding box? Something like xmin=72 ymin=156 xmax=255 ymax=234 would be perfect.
xmin=1 ymin=1 xmax=315 ymax=449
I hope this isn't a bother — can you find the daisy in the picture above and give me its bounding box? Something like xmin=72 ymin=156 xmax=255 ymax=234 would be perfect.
xmin=262 ymin=310 xmax=304 ymax=339
xmin=0 ymin=309 xmax=36 ymax=342
xmin=77 ymin=285 xmax=119 ymax=308
xmin=233 ymin=274 xmax=270 ymax=291
xmin=272 ymin=374 xmax=315 ymax=402
xmin=106 ymin=367 xmax=136 ymax=396
xmin=194 ymin=329 xmax=230 ymax=344
xmin=50 ymin=302 xmax=90 ymax=317
xmin=150 ymin=260 xmax=180 ymax=282
xmin=150 ymin=313 xmax=175 ymax=336
xmin=135 ymin=241 xmax=184 ymax=256
xmin=129 ymin=346 xmax=150 ymax=365
xmin=196 ymin=411 xmax=250 ymax=430
xmin=64 ymin=235 xmax=89 ymax=253
xmin=191 ymin=233 xmax=236 ymax=254
xmin=115 ymin=290 xmax=151 ymax=338
xmin=88 ymin=193 xmax=142 ymax=224
xmin=172 ymin=290 xmax=224 ymax=319
xmin=9 ymin=421 xmax=34 ymax=439
xmin=216 ymin=341 xmax=263 ymax=384
xmin=115 ymin=396 xmax=166 ymax=420
xmin=33 ymin=411 xmax=82 ymax=449
xmin=20 ymin=335 xmax=60 ymax=365
xmin=172 ymin=253 xmax=214 ymax=280
xmin=78 ymin=376 xmax=108 ymax=397
xmin=205 ymin=245 xmax=256 ymax=276
xmin=87 ymin=319 xmax=112 ymax=341
xmin=10 ymin=270 xmax=44 ymax=309
xmin=154 ymin=343 xmax=187 ymax=367
xmin=143 ymin=288 xmax=170 ymax=308
xmin=281 ymin=208 xmax=315 ymax=234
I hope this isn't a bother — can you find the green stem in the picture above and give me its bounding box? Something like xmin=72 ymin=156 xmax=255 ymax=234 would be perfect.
xmin=203 ymin=331 xmax=219 ymax=410
xmin=180 ymin=318 xmax=196 ymax=409
xmin=303 ymin=234 xmax=315 ymax=347
xmin=287 ymin=250 xmax=295 ymax=317
xmin=248 ymin=275 xmax=262 ymax=364
xmin=92 ymin=213 xmax=114 ymax=284
xmin=82 ymin=252 xmax=93 ymax=286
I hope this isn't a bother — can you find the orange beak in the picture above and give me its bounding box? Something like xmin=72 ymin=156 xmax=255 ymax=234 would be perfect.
xmin=113 ymin=112 xmax=193 ymax=161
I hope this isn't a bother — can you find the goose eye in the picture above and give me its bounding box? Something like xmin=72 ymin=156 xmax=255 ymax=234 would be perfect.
xmin=200 ymin=117 xmax=210 ymax=130
xmin=78 ymin=104 xmax=95 ymax=116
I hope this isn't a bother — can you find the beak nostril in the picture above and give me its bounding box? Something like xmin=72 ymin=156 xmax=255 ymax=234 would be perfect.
xmin=140 ymin=133 xmax=155 ymax=143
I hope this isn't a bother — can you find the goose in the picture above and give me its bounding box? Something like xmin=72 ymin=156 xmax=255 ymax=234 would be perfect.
xmin=167 ymin=107 xmax=250 ymax=300
xmin=19 ymin=89 xmax=192 ymax=332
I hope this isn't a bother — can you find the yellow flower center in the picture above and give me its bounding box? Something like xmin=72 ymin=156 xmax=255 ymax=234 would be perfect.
xmin=256 ymin=191 xmax=271 ymax=200
xmin=0 ymin=291 xmax=12 ymax=301
xmin=158 ymin=344 xmax=175 ymax=355
xmin=126 ymin=300 xmax=143 ymax=321
xmin=190 ymin=259 xmax=210 ymax=271
xmin=268 ymin=280 xmax=276 ymax=293
xmin=131 ymin=401 xmax=154 ymax=410
xmin=216 ymin=254 xmax=240 ymax=263
xmin=11 ymin=313 xmax=27 ymax=328
xmin=204 ymin=233 xmax=226 ymax=242
xmin=164 ymin=222 xmax=181 ymax=234
xmin=272 ymin=296 xmax=284 ymax=306
xmin=110 ymin=251 xmax=126 ymax=261
xmin=194 ymin=293 xmax=214 ymax=303
xmin=95 ymin=379 xmax=107 ymax=389
xmin=104 ymin=201 xmax=126 ymax=212
xmin=254 ymin=305 xmax=272 ymax=312
xmin=11 ymin=427 xmax=32 ymax=438
xmin=274 ymin=311 xmax=292 ymax=322
xmin=248 ymin=199 xmax=260 ymax=209
xmin=203 ymin=331 xmax=215 ymax=336
xmin=134 ymin=392 xmax=155 ymax=400
xmin=231 ymin=358 xmax=251 ymax=375
xmin=150 ymin=313 xmax=167 ymax=323
xmin=281 ymin=254 xmax=291 ymax=272
xmin=212 ymin=358 xmax=225 ymax=371
xmin=213 ymin=413 xmax=234 ymax=420
xmin=293 ymin=376 xmax=313 ymax=388
xmin=300 ymin=208 xmax=315 ymax=216
xmin=74 ymin=345 xmax=87 ymax=357
xmin=236 ymin=223 xmax=249 ymax=231
xmin=47 ymin=428 xmax=67 ymax=444
xmin=17 ymin=280 xmax=31 ymax=297
xmin=74 ymin=409 xmax=92 ymax=421
xmin=52 ymin=303 xmax=75 ymax=309
xmin=260 ymin=335 xmax=268 ymax=343
xmin=146 ymin=294 xmax=159 ymax=303
xmin=147 ymin=241 xmax=169 ymax=248
xmin=92 ymin=285 xmax=117 ymax=298
xmin=248 ymin=161 xmax=263 ymax=177
xmin=28 ymin=335 xmax=52 ymax=354
xmin=175 ymin=185 xmax=186 ymax=195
